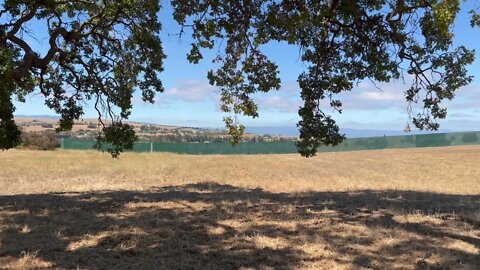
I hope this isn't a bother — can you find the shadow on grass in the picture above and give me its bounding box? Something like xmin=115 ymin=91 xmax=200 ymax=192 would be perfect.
xmin=0 ymin=182 xmax=479 ymax=269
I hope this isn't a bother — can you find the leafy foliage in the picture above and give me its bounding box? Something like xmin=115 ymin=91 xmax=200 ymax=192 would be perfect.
xmin=1 ymin=0 xmax=478 ymax=157
xmin=94 ymin=122 xmax=137 ymax=158
xmin=1 ymin=0 xmax=164 ymax=155
xmin=173 ymin=0 xmax=475 ymax=156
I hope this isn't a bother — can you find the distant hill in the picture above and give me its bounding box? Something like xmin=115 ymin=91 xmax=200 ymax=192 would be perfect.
xmin=13 ymin=116 xmax=267 ymax=143
xmin=15 ymin=115 xmax=456 ymax=139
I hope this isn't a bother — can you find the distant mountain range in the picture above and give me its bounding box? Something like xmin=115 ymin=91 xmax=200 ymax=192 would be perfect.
xmin=15 ymin=115 xmax=60 ymax=120
xmin=245 ymin=125 xmax=454 ymax=138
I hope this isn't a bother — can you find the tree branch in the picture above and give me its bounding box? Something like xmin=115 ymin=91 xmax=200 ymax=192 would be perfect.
xmin=5 ymin=5 xmax=38 ymax=39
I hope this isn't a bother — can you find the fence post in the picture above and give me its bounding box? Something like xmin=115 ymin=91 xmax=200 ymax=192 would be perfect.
xmin=150 ymin=141 xmax=153 ymax=153
xmin=61 ymin=137 xmax=64 ymax=149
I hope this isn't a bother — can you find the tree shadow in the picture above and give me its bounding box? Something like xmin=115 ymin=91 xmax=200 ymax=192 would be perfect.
xmin=0 ymin=182 xmax=479 ymax=269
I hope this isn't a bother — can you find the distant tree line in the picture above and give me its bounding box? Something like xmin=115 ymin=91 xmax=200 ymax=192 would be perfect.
xmin=137 ymin=134 xmax=295 ymax=143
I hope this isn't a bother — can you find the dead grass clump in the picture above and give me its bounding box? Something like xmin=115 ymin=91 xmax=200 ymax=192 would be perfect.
xmin=0 ymin=251 xmax=54 ymax=270
xmin=20 ymin=131 xmax=59 ymax=151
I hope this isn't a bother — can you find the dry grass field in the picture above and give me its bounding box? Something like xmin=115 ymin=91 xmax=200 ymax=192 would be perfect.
xmin=0 ymin=146 xmax=479 ymax=269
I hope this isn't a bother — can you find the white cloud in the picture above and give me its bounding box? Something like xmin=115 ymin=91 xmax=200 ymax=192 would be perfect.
xmin=281 ymin=81 xmax=301 ymax=92
xmin=164 ymin=79 xmax=217 ymax=102
xmin=255 ymin=79 xmax=409 ymax=113
xmin=358 ymin=91 xmax=403 ymax=101
xmin=445 ymin=85 xmax=480 ymax=109
xmin=339 ymin=79 xmax=412 ymax=111
xmin=257 ymin=96 xmax=301 ymax=113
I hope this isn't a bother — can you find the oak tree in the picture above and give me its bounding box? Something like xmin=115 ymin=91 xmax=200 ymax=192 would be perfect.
xmin=0 ymin=0 xmax=477 ymax=157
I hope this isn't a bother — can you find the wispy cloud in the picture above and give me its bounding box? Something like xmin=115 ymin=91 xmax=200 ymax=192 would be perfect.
xmin=357 ymin=91 xmax=403 ymax=101
xmin=446 ymin=85 xmax=480 ymax=109
xmin=449 ymin=112 xmax=475 ymax=119
xmin=256 ymin=96 xmax=301 ymax=113
xmin=164 ymin=79 xmax=218 ymax=102
xmin=339 ymin=80 xmax=407 ymax=111
xmin=281 ymin=81 xmax=301 ymax=92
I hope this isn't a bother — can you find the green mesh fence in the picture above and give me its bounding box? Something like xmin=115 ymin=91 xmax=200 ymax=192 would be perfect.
xmin=61 ymin=131 xmax=480 ymax=154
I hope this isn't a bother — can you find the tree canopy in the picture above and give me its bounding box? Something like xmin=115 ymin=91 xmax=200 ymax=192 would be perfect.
xmin=0 ymin=0 xmax=477 ymax=157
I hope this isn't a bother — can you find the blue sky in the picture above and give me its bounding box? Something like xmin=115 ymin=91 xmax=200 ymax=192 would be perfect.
xmin=10 ymin=1 xmax=480 ymax=131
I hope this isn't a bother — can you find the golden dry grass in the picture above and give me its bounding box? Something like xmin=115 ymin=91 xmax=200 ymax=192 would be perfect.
xmin=0 ymin=146 xmax=479 ymax=269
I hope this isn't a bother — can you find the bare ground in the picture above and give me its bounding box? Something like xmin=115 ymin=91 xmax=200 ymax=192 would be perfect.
xmin=0 ymin=146 xmax=479 ymax=269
